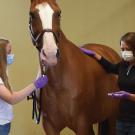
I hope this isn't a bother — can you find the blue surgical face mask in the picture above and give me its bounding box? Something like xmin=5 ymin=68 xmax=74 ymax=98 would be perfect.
xmin=7 ymin=54 xmax=14 ymax=65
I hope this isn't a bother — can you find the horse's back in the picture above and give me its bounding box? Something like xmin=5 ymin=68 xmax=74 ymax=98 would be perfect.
xmin=79 ymin=43 xmax=120 ymax=122
xmin=82 ymin=43 xmax=121 ymax=63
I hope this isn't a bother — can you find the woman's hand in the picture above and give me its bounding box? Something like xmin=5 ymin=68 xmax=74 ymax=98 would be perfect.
xmin=80 ymin=47 xmax=96 ymax=56
xmin=108 ymin=91 xmax=130 ymax=99
xmin=80 ymin=47 xmax=102 ymax=60
xmin=34 ymin=75 xmax=48 ymax=89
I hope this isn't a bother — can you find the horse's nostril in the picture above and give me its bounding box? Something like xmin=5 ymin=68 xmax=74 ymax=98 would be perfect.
xmin=42 ymin=49 xmax=46 ymax=57
xmin=56 ymin=49 xmax=60 ymax=57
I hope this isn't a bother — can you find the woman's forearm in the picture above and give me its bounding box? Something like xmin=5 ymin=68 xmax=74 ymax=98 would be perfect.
xmin=10 ymin=83 xmax=36 ymax=105
xmin=0 ymin=83 xmax=36 ymax=105
xmin=0 ymin=75 xmax=47 ymax=105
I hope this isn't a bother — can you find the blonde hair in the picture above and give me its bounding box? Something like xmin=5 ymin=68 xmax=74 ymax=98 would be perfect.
xmin=0 ymin=38 xmax=11 ymax=90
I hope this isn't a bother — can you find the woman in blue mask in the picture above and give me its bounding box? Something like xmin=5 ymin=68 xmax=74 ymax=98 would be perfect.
xmin=0 ymin=38 xmax=48 ymax=135
xmin=81 ymin=32 xmax=135 ymax=135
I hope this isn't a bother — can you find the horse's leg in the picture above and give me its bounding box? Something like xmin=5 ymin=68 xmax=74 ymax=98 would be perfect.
xmin=98 ymin=120 xmax=109 ymax=135
xmin=98 ymin=117 xmax=116 ymax=135
xmin=42 ymin=118 xmax=60 ymax=135
xmin=89 ymin=126 xmax=95 ymax=135
xmin=76 ymin=115 xmax=95 ymax=135
xmin=108 ymin=116 xmax=117 ymax=135
xmin=76 ymin=124 xmax=95 ymax=135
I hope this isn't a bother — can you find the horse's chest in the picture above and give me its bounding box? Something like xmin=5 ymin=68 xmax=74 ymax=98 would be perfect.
xmin=44 ymin=91 xmax=76 ymax=124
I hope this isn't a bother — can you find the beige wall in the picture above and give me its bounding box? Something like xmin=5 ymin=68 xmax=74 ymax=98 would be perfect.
xmin=0 ymin=0 xmax=135 ymax=135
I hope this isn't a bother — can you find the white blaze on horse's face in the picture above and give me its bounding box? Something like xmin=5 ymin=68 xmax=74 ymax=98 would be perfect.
xmin=36 ymin=3 xmax=58 ymax=66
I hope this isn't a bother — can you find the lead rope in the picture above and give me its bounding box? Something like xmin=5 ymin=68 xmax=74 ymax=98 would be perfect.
xmin=27 ymin=53 xmax=48 ymax=124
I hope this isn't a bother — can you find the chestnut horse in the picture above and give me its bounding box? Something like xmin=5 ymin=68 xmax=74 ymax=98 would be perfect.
xmin=29 ymin=0 xmax=121 ymax=134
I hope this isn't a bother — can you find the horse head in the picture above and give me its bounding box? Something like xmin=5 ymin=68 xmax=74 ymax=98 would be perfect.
xmin=29 ymin=0 xmax=61 ymax=66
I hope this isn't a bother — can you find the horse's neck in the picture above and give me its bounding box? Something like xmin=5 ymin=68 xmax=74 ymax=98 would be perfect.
xmin=59 ymin=30 xmax=78 ymax=60
xmin=47 ymin=30 xmax=79 ymax=84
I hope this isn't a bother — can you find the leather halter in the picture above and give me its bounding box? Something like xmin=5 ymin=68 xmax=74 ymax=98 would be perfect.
xmin=29 ymin=15 xmax=59 ymax=51
xmin=28 ymin=14 xmax=52 ymax=124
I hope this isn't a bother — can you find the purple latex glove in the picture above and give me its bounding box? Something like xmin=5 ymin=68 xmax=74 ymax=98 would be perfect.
xmin=80 ymin=47 xmax=95 ymax=56
xmin=108 ymin=91 xmax=130 ymax=99
xmin=34 ymin=75 xmax=48 ymax=89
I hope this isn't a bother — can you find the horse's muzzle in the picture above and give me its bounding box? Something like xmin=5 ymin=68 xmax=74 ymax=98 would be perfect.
xmin=40 ymin=49 xmax=59 ymax=66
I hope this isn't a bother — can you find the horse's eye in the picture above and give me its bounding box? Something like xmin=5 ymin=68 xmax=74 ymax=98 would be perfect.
xmin=30 ymin=12 xmax=36 ymax=19
xmin=55 ymin=12 xmax=61 ymax=18
xmin=31 ymin=14 xmax=35 ymax=19
xmin=58 ymin=13 xmax=61 ymax=18
xmin=58 ymin=11 xmax=61 ymax=18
